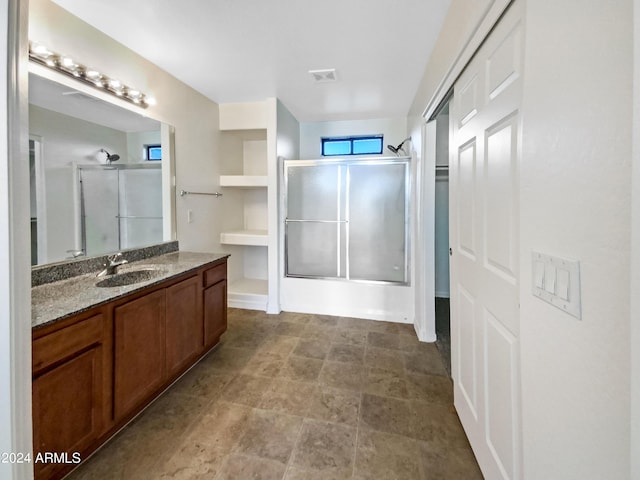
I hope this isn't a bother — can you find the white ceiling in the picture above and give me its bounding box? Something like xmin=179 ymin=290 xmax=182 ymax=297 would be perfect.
xmin=29 ymin=73 xmax=161 ymax=132
xmin=51 ymin=0 xmax=451 ymax=122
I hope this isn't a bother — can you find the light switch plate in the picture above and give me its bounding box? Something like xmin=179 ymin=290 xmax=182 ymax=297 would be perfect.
xmin=532 ymin=251 xmax=581 ymax=319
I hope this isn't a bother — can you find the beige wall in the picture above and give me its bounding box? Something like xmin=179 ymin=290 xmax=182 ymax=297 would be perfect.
xmin=299 ymin=117 xmax=407 ymax=159
xmin=633 ymin=2 xmax=640 ymax=477
xmin=29 ymin=0 xmax=222 ymax=254
xmin=520 ymin=1 xmax=632 ymax=478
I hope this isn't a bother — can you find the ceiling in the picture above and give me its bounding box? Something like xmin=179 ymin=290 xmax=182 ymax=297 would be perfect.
xmin=51 ymin=0 xmax=451 ymax=122
xmin=29 ymin=73 xmax=161 ymax=132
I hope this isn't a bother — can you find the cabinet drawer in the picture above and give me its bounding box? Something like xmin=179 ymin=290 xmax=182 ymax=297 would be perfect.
xmin=203 ymin=262 xmax=226 ymax=288
xmin=33 ymin=313 xmax=103 ymax=374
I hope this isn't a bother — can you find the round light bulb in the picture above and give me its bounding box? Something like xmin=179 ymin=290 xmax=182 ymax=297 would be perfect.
xmin=32 ymin=44 xmax=49 ymax=55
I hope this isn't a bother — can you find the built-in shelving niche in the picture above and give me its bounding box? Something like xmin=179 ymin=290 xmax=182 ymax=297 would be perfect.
xmin=219 ymin=109 xmax=270 ymax=310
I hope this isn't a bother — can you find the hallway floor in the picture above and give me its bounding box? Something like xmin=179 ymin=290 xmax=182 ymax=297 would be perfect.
xmin=67 ymin=309 xmax=482 ymax=479
xmin=435 ymin=297 xmax=451 ymax=377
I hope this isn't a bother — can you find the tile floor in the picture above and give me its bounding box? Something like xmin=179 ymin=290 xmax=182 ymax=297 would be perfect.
xmin=67 ymin=309 xmax=482 ymax=479
xmin=435 ymin=297 xmax=451 ymax=376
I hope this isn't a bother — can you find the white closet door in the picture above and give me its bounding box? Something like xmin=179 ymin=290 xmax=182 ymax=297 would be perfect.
xmin=450 ymin=1 xmax=523 ymax=478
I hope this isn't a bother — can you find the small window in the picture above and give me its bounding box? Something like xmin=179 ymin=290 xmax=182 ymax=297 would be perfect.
xmin=322 ymin=135 xmax=383 ymax=156
xmin=145 ymin=144 xmax=162 ymax=161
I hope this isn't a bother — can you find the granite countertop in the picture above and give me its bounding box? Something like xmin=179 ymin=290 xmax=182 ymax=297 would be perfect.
xmin=32 ymin=251 xmax=229 ymax=330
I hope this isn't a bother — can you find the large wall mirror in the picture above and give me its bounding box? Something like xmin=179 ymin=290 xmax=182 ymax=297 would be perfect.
xmin=28 ymin=69 xmax=175 ymax=266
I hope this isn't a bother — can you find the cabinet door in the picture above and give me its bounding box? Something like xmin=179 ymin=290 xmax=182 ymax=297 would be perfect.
xmin=114 ymin=289 xmax=166 ymax=420
xmin=166 ymin=276 xmax=202 ymax=376
xmin=33 ymin=346 xmax=103 ymax=480
xmin=203 ymin=279 xmax=227 ymax=348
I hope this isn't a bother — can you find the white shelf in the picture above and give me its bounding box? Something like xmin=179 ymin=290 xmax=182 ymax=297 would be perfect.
xmin=229 ymin=278 xmax=268 ymax=295
xmin=220 ymin=229 xmax=268 ymax=246
xmin=228 ymin=278 xmax=268 ymax=310
xmin=220 ymin=175 xmax=268 ymax=187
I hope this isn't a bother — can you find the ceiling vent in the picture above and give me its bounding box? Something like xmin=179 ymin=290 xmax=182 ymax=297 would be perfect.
xmin=309 ymin=69 xmax=337 ymax=83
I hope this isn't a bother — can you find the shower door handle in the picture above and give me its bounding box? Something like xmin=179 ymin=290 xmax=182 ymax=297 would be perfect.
xmin=284 ymin=219 xmax=348 ymax=223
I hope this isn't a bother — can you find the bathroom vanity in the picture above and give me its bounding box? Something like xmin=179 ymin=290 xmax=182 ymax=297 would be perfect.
xmin=31 ymin=250 xmax=228 ymax=480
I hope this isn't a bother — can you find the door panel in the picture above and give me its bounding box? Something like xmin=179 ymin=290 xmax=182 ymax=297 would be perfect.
xmin=114 ymin=290 xmax=166 ymax=420
xmin=450 ymin=1 xmax=523 ymax=479
xmin=487 ymin=24 xmax=522 ymax=101
xmin=204 ymin=280 xmax=227 ymax=348
xmin=457 ymin=286 xmax=478 ymax=419
xmin=166 ymin=276 xmax=202 ymax=376
xmin=484 ymin=115 xmax=518 ymax=282
xmin=459 ymin=74 xmax=479 ymax=126
xmin=485 ymin=311 xmax=519 ymax=479
xmin=458 ymin=140 xmax=477 ymax=259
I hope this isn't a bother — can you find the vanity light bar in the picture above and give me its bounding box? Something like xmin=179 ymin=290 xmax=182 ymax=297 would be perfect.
xmin=28 ymin=41 xmax=155 ymax=108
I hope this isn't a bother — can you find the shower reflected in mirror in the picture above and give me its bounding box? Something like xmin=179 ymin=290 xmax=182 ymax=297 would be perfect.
xmin=28 ymin=72 xmax=174 ymax=266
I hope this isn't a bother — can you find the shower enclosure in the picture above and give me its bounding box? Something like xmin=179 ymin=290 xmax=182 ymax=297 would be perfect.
xmin=284 ymin=157 xmax=410 ymax=284
xmin=78 ymin=164 xmax=162 ymax=256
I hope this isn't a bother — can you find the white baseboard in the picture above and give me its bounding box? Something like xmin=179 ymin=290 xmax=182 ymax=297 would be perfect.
xmin=228 ymin=297 xmax=267 ymax=311
xmin=280 ymin=301 xmax=413 ymax=325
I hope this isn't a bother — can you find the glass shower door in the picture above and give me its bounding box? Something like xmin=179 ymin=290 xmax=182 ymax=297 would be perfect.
xmin=119 ymin=168 xmax=163 ymax=249
xmin=80 ymin=168 xmax=120 ymax=256
xmin=284 ymin=158 xmax=409 ymax=284
xmin=285 ymin=163 xmax=346 ymax=278
xmin=348 ymin=162 xmax=407 ymax=283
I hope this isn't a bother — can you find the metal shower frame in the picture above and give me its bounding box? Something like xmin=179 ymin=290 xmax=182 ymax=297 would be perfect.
xmin=283 ymin=155 xmax=411 ymax=285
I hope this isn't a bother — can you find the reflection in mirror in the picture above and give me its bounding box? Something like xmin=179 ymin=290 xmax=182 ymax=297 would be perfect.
xmin=28 ymin=72 xmax=174 ymax=266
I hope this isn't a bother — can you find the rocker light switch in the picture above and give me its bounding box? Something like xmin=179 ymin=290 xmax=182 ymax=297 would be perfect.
xmin=532 ymin=251 xmax=581 ymax=320
xmin=534 ymin=261 xmax=545 ymax=289
xmin=544 ymin=264 xmax=556 ymax=294
xmin=557 ymin=269 xmax=570 ymax=300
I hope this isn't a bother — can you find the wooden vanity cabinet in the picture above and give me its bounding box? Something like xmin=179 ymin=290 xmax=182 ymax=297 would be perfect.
xmin=166 ymin=275 xmax=202 ymax=377
xmin=113 ymin=289 xmax=166 ymax=420
xmin=203 ymin=262 xmax=228 ymax=348
xmin=32 ymin=310 xmax=110 ymax=480
xmin=204 ymin=280 xmax=227 ymax=348
xmin=32 ymin=257 xmax=228 ymax=480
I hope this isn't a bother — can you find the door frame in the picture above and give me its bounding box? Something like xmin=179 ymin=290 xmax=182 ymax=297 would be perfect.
xmin=29 ymin=135 xmax=47 ymax=263
xmin=414 ymin=119 xmax=437 ymax=341
xmin=415 ymin=0 xmax=515 ymax=342
xmin=1 ymin=0 xmax=33 ymax=479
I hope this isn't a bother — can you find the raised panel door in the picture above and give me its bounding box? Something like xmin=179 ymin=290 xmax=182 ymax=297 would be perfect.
xmin=204 ymin=280 xmax=227 ymax=348
xmin=33 ymin=346 xmax=103 ymax=480
xmin=114 ymin=289 xmax=166 ymax=420
xmin=166 ymin=276 xmax=202 ymax=376
xmin=450 ymin=1 xmax=523 ymax=478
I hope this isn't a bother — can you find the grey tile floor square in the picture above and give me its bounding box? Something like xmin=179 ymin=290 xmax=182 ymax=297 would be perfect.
xmin=67 ymin=308 xmax=481 ymax=479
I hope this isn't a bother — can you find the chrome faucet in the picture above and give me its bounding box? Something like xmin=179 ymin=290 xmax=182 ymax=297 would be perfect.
xmin=97 ymin=252 xmax=128 ymax=277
